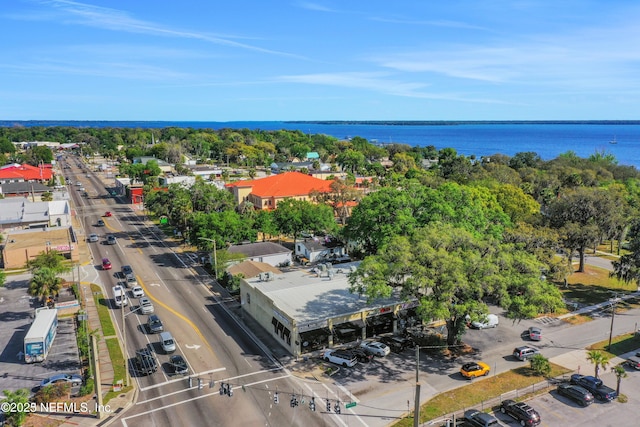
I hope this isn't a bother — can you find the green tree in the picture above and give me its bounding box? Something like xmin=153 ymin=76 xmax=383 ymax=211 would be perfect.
xmin=27 ymin=145 xmax=54 ymax=165
xmin=612 ymin=220 xmax=640 ymax=285
xmin=336 ymin=149 xmax=365 ymax=174
xmin=26 ymin=250 xmax=70 ymax=274
xmin=611 ymin=364 xmax=627 ymax=395
xmin=586 ymin=350 xmax=610 ymax=379
xmin=28 ymin=267 xmax=63 ymax=302
xmin=529 ymin=354 xmax=551 ymax=376
xmin=1 ymin=388 xmax=30 ymax=426
xmin=41 ymin=191 xmax=53 ymax=202
xmin=272 ymin=199 xmax=335 ymax=243
xmin=0 ymin=137 xmax=16 ymax=154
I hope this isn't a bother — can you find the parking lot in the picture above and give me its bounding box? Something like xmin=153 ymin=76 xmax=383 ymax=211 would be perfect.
xmin=0 ymin=275 xmax=82 ymax=394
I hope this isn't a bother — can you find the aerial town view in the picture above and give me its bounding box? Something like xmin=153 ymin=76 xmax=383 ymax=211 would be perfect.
xmin=2 ymin=2 xmax=640 ymax=427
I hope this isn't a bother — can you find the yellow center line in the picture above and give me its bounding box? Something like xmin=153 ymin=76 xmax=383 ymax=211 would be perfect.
xmin=136 ymin=276 xmax=215 ymax=355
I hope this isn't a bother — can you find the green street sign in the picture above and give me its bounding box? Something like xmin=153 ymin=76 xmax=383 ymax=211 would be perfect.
xmin=345 ymin=402 xmax=356 ymax=408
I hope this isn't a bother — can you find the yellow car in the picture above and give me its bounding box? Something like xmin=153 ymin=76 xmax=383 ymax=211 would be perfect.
xmin=460 ymin=361 xmax=490 ymax=379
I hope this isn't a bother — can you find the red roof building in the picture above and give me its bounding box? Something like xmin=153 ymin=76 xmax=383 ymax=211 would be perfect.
xmin=225 ymin=172 xmax=333 ymax=210
xmin=0 ymin=163 xmax=53 ymax=183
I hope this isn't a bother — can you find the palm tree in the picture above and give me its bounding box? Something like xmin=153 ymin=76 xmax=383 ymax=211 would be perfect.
xmin=586 ymin=350 xmax=610 ymax=378
xmin=612 ymin=364 xmax=627 ymax=395
xmin=28 ymin=267 xmax=63 ymax=303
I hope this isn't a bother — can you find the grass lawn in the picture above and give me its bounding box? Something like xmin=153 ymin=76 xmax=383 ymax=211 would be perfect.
xmin=91 ymin=283 xmax=116 ymax=337
xmin=561 ymin=265 xmax=636 ymax=305
xmin=393 ymin=363 xmax=570 ymax=426
xmin=103 ymin=337 xmax=132 ymax=403
xmin=588 ymin=333 xmax=640 ymax=359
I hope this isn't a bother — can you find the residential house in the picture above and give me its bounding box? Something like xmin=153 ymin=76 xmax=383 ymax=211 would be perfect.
xmin=294 ymin=236 xmax=348 ymax=264
xmin=227 ymin=242 xmax=292 ymax=268
xmin=132 ymin=156 xmax=174 ymax=174
xmin=227 ymin=260 xmax=282 ymax=279
xmin=0 ymin=182 xmax=51 ymax=198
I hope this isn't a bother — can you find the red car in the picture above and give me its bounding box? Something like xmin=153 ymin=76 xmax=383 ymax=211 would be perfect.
xmin=102 ymin=258 xmax=112 ymax=270
xmin=104 ymin=211 xmax=112 ymax=217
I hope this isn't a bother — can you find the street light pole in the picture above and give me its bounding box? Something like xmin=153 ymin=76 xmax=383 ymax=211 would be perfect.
xmin=608 ymin=296 xmax=618 ymax=350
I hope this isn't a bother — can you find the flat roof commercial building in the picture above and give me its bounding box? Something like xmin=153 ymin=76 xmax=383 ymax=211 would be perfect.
xmin=240 ymin=262 xmax=419 ymax=357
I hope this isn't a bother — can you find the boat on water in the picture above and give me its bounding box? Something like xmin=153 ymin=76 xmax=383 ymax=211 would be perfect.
xmin=610 ymin=136 xmax=618 ymax=144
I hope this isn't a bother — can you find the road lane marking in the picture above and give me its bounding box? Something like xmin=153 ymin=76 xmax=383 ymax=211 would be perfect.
xmin=138 ymin=367 xmax=226 ymax=393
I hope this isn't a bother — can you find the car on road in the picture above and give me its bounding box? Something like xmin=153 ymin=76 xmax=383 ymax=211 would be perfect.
xmin=169 ymin=355 xmax=189 ymax=375
xmin=147 ymin=314 xmax=164 ymax=333
xmin=97 ymin=219 xmax=105 ymax=227
xmin=460 ymin=361 xmax=490 ymax=379
xmin=500 ymin=399 xmax=541 ymax=426
xmin=556 ymin=383 xmax=594 ymax=407
xmin=104 ymin=211 xmax=112 ymax=217
xmin=88 ymin=233 xmax=99 ymax=243
xmin=125 ymin=273 xmax=137 ymax=287
xmin=135 ymin=349 xmax=158 ymax=376
xmin=122 ymin=265 xmax=133 ymax=276
xmin=528 ymin=327 xmax=542 ymax=341
xmin=359 ymin=340 xmax=391 ymax=357
xmin=102 ymin=258 xmax=112 ymax=270
xmin=464 ymin=409 xmax=499 ymax=427
xmin=323 ymin=350 xmax=357 ymax=367
xmin=76 ymin=181 xmax=82 ymax=186
xmin=570 ymin=374 xmax=617 ymax=401
xmin=106 ymin=235 xmax=117 ymax=245
xmin=112 ymin=285 xmax=128 ymax=307
xmin=40 ymin=373 xmax=83 ymax=388
xmin=513 ymin=346 xmax=540 ymax=361
xmin=131 ymin=286 xmax=144 ymax=298
xmin=139 ymin=297 xmax=154 ymax=314
xmin=159 ymin=331 xmax=176 ymax=353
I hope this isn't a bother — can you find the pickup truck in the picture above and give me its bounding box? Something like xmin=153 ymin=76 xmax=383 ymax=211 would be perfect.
xmin=569 ymin=374 xmax=617 ymax=401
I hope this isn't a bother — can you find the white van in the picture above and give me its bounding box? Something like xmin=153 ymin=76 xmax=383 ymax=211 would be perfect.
xmin=159 ymin=332 xmax=176 ymax=353
xmin=112 ymin=285 xmax=128 ymax=307
xmin=471 ymin=314 xmax=499 ymax=329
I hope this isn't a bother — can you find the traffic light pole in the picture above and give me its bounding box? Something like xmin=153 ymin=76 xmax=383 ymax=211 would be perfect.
xmin=414 ymin=345 xmax=421 ymax=427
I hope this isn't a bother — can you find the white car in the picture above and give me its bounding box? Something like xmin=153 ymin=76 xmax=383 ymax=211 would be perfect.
xmin=322 ymin=350 xmax=357 ymax=367
xmin=359 ymin=340 xmax=391 ymax=357
xmin=139 ymin=297 xmax=154 ymax=314
xmin=131 ymin=286 xmax=144 ymax=298
xmin=87 ymin=233 xmax=99 ymax=243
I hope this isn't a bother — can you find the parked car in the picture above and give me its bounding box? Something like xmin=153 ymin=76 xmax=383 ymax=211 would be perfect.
xmin=556 ymin=383 xmax=594 ymax=407
xmin=359 ymin=340 xmax=391 ymax=357
xmin=570 ymin=374 xmax=617 ymax=401
xmin=625 ymin=353 xmax=640 ymax=370
xmin=380 ymin=335 xmax=415 ymax=353
xmin=500 ymin=399 xmax=541 ymax=426
xmin=102 ymin=258 xmax=112 ymax=270
xmin=135 ymin=349 xmax=158 ymax=376
xmin=513 ymin=346 xmax=540 ymax=361
xmin=345 ymin=348 xmax=373 ymax=363
xmin=147 ymin=314 xmax=164 ymax=333
xmin=97 ymin=219 xmax=105 ymax=227
xmin=40 ymin=373 xmax=83 ymax=388
xmin=460 ymin=362 xmax=490 ymax=379
xmin=106 ymin=235 xmax=117 ymax=245
xmin=464 ymin=409 xmax=499 ymax=427
xmin=528 ymin=326 xmax=542 ymax=341
xmin=169 ymin=354 xmax=189 ymax=375
xmin=88 ymin=233 xmax=99 ymax=243
xmin=139 ymin=297 xmax=154 ymax=314
xmin=131 ymin=286 xmax=144 ymax=298
xmin=323 ymin=350 xmax=357 ymax=367
xmin=470 ymin=314 xmax=499 ymax=329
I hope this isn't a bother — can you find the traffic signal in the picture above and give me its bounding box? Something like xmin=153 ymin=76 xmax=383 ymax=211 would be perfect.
xmin=219 ymin=382 xmax=225 ymax=395
xmin=334 ymin=401 xmax=341 ymax=414
xmin=326 ymin=399 xmax=331 ymax=412
xmin=309 ymin=397 xmax=316 ymax=412
xmin=274 ymin=392 xmax=279 ymax=404
xmin=227 ymin=384 xmax=233 ymax=397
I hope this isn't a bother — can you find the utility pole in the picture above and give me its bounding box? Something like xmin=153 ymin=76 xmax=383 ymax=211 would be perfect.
xmin=608 ymin=294 xmax=619 ymax=350
xmin=414 ymin=345 xmax=421 ymax=427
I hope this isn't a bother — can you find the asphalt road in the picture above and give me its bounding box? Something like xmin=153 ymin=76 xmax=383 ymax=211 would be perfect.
xmin=67 ymin=156 xmax=338 ymax=427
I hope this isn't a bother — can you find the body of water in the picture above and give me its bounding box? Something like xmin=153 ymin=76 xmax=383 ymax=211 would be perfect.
xmin=3 ymin=120 xmax=640 ymax=168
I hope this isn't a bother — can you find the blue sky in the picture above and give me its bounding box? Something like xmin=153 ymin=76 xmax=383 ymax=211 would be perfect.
xmin=2 ymin=0 xmax=640 ymax=121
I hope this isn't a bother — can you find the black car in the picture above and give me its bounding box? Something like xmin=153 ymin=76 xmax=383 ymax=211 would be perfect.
xmin=97 ymin=219 xmax=105 ymax=227
xmin=147 ymin=314 xmax=164 ymax=333
xmin=380 ymin=335 xmax=415 ymax=353
xmin=500 ymin=399 xmax=541 ymax=426
xmin=135 ymin=349 xmax=158 ymax=376
xmin=557 ymin=383 xmax=594 ymax=407
xmin=122 ymin=265 xmax=133 ymax=276
xmin=169 ymin=355 xmax=189 ymax=375
xmin=345 ymin=348 xmax=374 ymax=363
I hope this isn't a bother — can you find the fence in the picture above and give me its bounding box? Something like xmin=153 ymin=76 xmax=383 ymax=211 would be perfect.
xmin=423 ymin=373 xmax=573 ymax=427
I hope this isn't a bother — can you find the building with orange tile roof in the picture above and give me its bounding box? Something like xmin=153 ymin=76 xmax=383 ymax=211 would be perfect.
xmin=0 ymin=163 xmax=53 ymax=183
xmin=225 ymin=171 xmax=333 ymax=210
